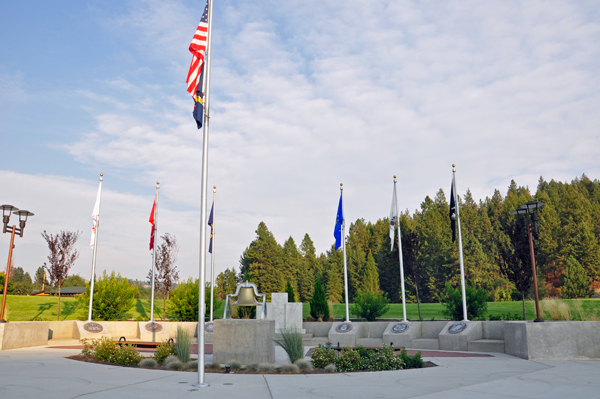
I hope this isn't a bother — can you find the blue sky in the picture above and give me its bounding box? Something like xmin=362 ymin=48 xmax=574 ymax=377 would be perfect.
xmin=1 ymin=0 xmax=599 ymax=283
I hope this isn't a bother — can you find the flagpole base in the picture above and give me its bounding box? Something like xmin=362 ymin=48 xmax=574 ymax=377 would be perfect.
xmin=193 ymin=382 xmax=210 ymax=388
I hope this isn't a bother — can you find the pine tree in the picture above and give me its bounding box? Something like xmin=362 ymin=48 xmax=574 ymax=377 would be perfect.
xmin=285 ymin=279 xmax=296 ymax=302
xmin=298 ymin=234 xmax=317 ymax=302
xmin=561 ymin=256 xmax=593 ymax=299
xmin=361 ymin=250 xmax=380 ymax=294
xmin=324 ymin=245 xmax=344 ymax=303
xmin=282 ymin=237 xmax=300 ymax=301
xmin=215 ymin=268 xmax=238 ymax=300
xmin=309 ymin=276 xmax=329 ymax=321
xmin=243 ymin=222 xmax=284 ymax=299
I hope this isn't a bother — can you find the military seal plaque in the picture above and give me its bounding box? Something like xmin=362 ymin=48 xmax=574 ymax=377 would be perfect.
xmin=335 ymin=322 xmax=353 ymax=333
xmin=83 ymin=322 xmax=104 ymax=333
xmin=205 ymin=322 xmax=214 ymax=333
xmin=448 ymin=321 xmax=467 ymax=334
xmin=391 ymin=322 xmax=410 ymax=334
xmin=145 ymin=322 xmax=164 ymax=333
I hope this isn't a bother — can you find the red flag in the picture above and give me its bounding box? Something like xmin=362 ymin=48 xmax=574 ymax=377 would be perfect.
xmin=149 ymin=196 xmax=156 ymax=250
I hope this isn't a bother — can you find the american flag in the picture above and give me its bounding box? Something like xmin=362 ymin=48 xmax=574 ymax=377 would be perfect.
xmin=186 ymin=1 xmax=209 ymax=99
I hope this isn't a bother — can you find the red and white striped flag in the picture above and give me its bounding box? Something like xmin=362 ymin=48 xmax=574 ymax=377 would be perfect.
xmin=186 ymin=1 xmax=209 ymax=99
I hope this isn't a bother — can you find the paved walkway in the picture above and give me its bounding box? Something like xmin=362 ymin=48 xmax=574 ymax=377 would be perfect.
xmin=1 ymin=345 xmax=599 ymax=398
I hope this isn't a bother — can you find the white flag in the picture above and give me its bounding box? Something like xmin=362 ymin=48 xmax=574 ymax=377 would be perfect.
xmin=90 ymin=181 xmax=102 ymax=248
xmin=389 ymin=184 xmax=398 ymax=250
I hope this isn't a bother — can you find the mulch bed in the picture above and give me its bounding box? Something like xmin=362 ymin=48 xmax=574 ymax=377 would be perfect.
xmin=66 ymin=354 xmax=436 ymax=373
xmin=304 ymin=347 xmax=492 ymax=358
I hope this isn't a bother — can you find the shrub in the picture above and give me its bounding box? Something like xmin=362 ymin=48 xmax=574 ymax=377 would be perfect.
xmin=185 ymin=360 xmax=198 ymax=370
xmin=112 ymin=344 xmax=143 ymax=366
xmin=168 ymin=278 xmax=199 ymax=321
xmin=175 ymin=326 xmax=192 ymax=363
xmin=335 ymin=348 xmax=362 ymax=372
xmin=139 ymin=358 xmax=157 ymax=368
xmin=237 ymin=306 xmax=256 ymax=319
xmin=273 ymin=329 xmax=304 ymax=364
xmin=489 ymin=313 xmax=521 ymax=321
xmin=229 ymin=361 xmax=242 ymax=370
xmin=324 ymin=364 xmax=336 ymax=373
xmin=358 ymin=345 xmax=403 ymax=372
xmin=311 ymin=346 xmax=338 ymax=369
xmin=294 ymin=359 xmax=313 ymax=372
xmin=77 ymin=271 xmax=138 ymax=320
xmin=285 ymin=279 xmax=296 ymax=302
xmin=440 ymin=281 xmax=488 ymax=321
xmin=91 ymin=336 xmax=119 ymax=362
xmin=167 ymin=360 xmax=184 ymax=370
xmin=399 ymin=349 xmax=424 ymax=369
xmin=280 ymin=363 xmax=299 ymax=374
xmin=310 ymin=277 xmax=329 ymax=321
xmin=351 ymin=290 xmax=390 ymax=321
xmin=163 ymin=355 xmax=179 ymax=366
xmin=152 ymin=341 xmax=175 ymax=364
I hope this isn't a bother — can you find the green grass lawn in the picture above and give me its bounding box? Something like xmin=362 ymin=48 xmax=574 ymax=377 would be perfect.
xmin=302 ymin=299 xmax=600 ymax=321
xmin=3 ymin=294 xmax=599 ymax=321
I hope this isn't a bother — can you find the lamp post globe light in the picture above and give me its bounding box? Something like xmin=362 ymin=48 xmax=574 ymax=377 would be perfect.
xmin=511 ymin=201 xmax=544 ymax=323
xmin=1 ymin=204 xmax=34 ymax=322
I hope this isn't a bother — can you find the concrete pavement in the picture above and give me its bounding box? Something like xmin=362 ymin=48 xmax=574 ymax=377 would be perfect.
xmin=0 ymin=345 xmax=599 ymax=398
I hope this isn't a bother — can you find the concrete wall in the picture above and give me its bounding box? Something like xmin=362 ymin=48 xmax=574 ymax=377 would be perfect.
xmin=421 ymin=321 xmax=448 ymax=338
xmin=304 ymin=322 xmax=334 ymax=337
xmin=213 ymin=319 xmax=275 ymax=364
xmin=505 ymin=321 xmax=600 ymax=360
xmin=482 ymin=321 xmax=504 ymax=340
xmin=0 ymin=322 xmax=49 ymax=350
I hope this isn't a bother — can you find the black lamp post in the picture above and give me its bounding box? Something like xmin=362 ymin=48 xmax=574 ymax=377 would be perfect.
xmin=511 ymin=201 xmax=544 ymax=322
xmin=1 ymin=204 xmax=34 ymax=322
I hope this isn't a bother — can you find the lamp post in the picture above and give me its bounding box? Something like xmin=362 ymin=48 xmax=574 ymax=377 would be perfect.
xmin=1 ymin=205 xmax=34 ymax=322
xmin=511 ymin=201 xmax=544 ymax=322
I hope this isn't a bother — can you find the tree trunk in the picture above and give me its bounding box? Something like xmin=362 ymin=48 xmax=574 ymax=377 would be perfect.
xmin=522 ymin=291 xmax=526 ymax=320
xmin=57 ymin=285 xmax=61 ymax=321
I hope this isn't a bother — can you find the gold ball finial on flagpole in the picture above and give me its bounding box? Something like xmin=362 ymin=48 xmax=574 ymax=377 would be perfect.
xmin=100 ymin=173 xmax=103 ymax=177
xmin=213 ymin=186 xmax=216 ymax=193
xmin=393 ymin=175 xmax=396 ymax=179
xmin=452 ymin=164 xmax=456 ymax=168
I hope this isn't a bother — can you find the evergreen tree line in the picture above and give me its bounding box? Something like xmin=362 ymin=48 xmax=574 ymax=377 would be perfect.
xmin=219 ymin=175 xmax=600 ymax=305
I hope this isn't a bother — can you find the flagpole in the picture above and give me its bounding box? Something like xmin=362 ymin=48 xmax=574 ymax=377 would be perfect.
xmin=209 ymin=186 xmax=216 ymax=322
xmin=340 ymin=184 xmax=350 ymax=322
xmin=453 ymin=165 xmax=468 ymax=321
xmin=88 ymin=173 xmax=103 ymax=321
xmin=150 ymin=182 xmax=159 ymax=322
xmin=195 ymin=0 xmax=214 ymax=388
xmin=394 ymin=176 xmax=407 ymax=322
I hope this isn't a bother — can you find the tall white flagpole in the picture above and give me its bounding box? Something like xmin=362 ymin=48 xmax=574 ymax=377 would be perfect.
xmin=393 ymin=176 xmax=408 ymax=322
xmin=150 ymin=182 xmax=159 ymax=322
xmin=341 ymin=184 xmax=350 ymax=322
xmin=88 ymin=173 xmax=103 ymax=321
xmin=453 ymin=165 xmax=468 ymax=321
xmin=209 ymin=186 xmax=216 ymax=322
xmin=195 ymin=0 xmax=214 ymax=388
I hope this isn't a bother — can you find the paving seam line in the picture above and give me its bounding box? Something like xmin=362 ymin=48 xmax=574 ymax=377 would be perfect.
xmin=263 ymin=374 xmax=275 ymax=399
xmin=69 ymin=373 xmax=175 ymax=398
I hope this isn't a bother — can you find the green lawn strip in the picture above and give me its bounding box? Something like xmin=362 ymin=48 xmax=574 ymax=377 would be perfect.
xmin=5 ymin=295 xmax=599 ymax=322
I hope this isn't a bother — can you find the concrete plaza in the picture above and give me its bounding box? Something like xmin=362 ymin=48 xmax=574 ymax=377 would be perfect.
xmin=0 ymin=345 xmax=599 ymax=398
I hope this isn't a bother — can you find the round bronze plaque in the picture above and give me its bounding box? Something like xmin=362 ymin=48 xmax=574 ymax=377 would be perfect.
xmin=205 ymin=322 xmax=214 ymax=333
xmin=83 ymin=322 xmax=104 ymax=333
xmin=335 ymin=322 xmax=353 ymax=333
xmin=145 ymin=322 xmax=164 ymax=333
xmin=448 ymin=321 xmax=467 ymax=334
xmin=391 ymin=322 xmax=409 ymax=334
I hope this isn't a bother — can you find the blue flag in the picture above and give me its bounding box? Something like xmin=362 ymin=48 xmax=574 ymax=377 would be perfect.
xmin=208 ymin=201 xmax=214 ymax=253
xmin=334 ymin=191 xmax=344 ymax=250
xmin=193 ymin=63 xmax=205 ymax=129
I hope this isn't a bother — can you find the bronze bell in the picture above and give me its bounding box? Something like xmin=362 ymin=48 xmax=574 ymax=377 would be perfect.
xmin=232 ymin=287 xmax=260 ymax=306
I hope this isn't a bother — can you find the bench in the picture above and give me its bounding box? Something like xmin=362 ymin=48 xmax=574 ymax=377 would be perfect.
xmin=116 ymin=337 xmax=174 ymax=348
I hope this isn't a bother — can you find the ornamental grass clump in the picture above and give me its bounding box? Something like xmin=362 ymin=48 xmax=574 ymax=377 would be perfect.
xmin=152 ymin=341 xmax=176 ymax=364
xmin=167 ymin=360 xmax=184 ymax=370
xmin=273 ymin=329 xmax=305 ymax=364
xmin=139 ymin=358 xmax=158 ymax=368
xmin=205 ymin=362 xmax=221 ymax=370
xmin=175 ymin=326 xmax=192 ymax=363
xmin=324 ymin=364 xmax=336 ymax=373
xmin=229 ymin=361 xmax=242 ymax=370
xmin=293 ymin=359 xmax=313 ymax=372
xmin=185 ymin=360 xmax=198 ymax=371
xmin=258 ymin=364 xmax=276 ymax=373
xmin=280 ymin=363 xmax=300 ymax=374
xmin=246 ymin=363 xmax=260 ymax=372
xmin=163 ymin=355 xmax=179 ymax=366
